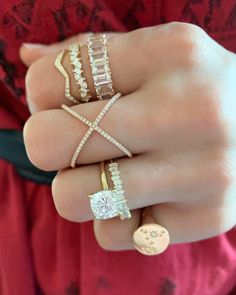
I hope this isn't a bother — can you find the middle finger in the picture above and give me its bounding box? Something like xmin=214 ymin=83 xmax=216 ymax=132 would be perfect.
xmin=24 ymin=91 xmax=149 ymax=171
xmin=23 ymin=86 xmax=218 ymax=171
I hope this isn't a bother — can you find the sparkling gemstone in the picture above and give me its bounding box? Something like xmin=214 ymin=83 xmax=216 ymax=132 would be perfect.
xmin=97 ymin=84 xmax=114 ymax=97
xmin=89 ymin=190 xmax=120 ymax=219
xmin=94 ymin=73 xmax=109 ymax=85
xmin=93 ymin=63 xmax=108 ymax=75
xmin=90 ymin=51 xmax=107 ymax=62
xmin=91 ymin=40 xmax=103 ymax=50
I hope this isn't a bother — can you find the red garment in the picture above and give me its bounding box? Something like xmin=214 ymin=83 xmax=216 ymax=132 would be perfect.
xmin=0 ymin=1 xmax=236 ymax=294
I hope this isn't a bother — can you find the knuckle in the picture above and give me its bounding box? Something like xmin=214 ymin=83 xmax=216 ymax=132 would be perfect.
xmin=51 ymin=174 xmax=70 ymax=220
xmin=168 ymin=21 xmax=204 ymax=37
xmin=168 ymin=22 xmax=205 ymax=67
xmin=94 ymin=223 xmax=118 ymax=251
xmin=25 ymin=62 xmax=40 ymax=102
xmin=23 ymin=114 xmax=44 ymax=169
xmin=23 ymin=113 xmax=51 ymax=171
xmin=142 ymin=22 xmax=206 ymax=70
xmin=52 ymin=173 xmax=89 ymax=222
xmin=25 ymin=58 xmax=46 ymax=111
xmin=199 ymin=95 xmax=226 ymax=144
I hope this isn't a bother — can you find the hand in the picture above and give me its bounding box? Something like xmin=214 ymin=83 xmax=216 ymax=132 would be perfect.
xmin=21 ymin=22 xmax=236 ymax=251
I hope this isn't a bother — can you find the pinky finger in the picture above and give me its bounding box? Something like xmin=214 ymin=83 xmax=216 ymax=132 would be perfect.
xmin=93 ymin=201 xmax=235 ymax=252
xmin=93 ymin=210 xmax=141 ymax=251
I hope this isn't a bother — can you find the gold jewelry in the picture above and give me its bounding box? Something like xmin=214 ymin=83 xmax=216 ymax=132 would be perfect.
xmin=87 ymin=34 xmax=114 ymax=100
xmin=133 ymin=223 xmax=170 ymax=256
xmin=88 ymin=161 xmax=131 ymax=220
xmin=61 ymin=93 xmax=132 ymax=168
xmin=55 ymin=51 xmax=78 ymax=104
xmin=108 ymin=161 xmax=131 ymax=220
xmin=100 ymin=161 xmax=109 ymax=190
xmin=69 ymin=43 xmax=91 ymax=102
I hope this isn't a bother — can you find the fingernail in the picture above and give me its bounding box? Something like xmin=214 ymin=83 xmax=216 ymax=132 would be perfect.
xmin=22 ymin=43 xmax=47 ymax=49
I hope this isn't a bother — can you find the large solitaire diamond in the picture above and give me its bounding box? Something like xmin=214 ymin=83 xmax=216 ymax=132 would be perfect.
xmin=89 ymin=190 xmax=120 ymax=220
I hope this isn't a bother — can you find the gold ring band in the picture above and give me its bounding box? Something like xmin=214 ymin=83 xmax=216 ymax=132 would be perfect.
xmin=100 ymin=161 xmax=109 ymax=190
xmin=54 ymin=50 xmax=78 ymax=104
xmin=61 ymin=93 xmax=132 ymax=168
xmin=88 ymin=160 xmax=131 ymax=220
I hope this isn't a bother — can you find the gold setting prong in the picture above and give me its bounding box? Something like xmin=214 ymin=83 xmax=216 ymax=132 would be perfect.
xmin=87 ymin=161 xmax=131 ymax=220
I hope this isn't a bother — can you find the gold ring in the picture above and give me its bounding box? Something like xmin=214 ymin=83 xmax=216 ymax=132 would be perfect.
xmin=133 ymin=208 xmax=170 ymax=255
xmin=87 ymin=34 xmax=114 ymax=100
xmin=69 ymin=43 xmax=91 ymax=102
xmin=88 ymin=161 xmax=131 ymax=220
xmin=61 ymin=93 xmax=132 ymax=168
xmin=55 ymin=50 xmax=78 ymax=104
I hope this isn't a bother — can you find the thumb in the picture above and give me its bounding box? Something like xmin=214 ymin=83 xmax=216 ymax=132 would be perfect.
xmin=19 ymin=33 xmax=90 ymax=67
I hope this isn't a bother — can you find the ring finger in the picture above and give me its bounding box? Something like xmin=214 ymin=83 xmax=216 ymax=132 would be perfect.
xmin=51 ymin=150 xmax=225 ymax=223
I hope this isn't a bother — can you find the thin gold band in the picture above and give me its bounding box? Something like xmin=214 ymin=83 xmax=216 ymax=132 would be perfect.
xmin=55 ymin=50 xmax=78 ymax=104
xmin=61 ymin=93 xmax=132 ymax=168
xmin=100 ymin=161 xmax=109 ymax=190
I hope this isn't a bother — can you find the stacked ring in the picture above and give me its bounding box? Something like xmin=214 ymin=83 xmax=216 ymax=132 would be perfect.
xmin=55 ymin=34 xmax=114 ymax=102
xmin=87 ymin=34 xmax=115 ymax=100
xmin=69 ymin=43 xmax=91 ymax=102
xmin=55 ymin=34 xmax=171 ymax=255
xmin=89 ymin=161 xmax=131 ymax=220
xmin=54 ymin=50 xmax=79 ymax=104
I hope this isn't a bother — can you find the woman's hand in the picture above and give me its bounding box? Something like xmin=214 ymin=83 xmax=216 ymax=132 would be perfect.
xmin=21 ymin=22 xmax=236 ymax=251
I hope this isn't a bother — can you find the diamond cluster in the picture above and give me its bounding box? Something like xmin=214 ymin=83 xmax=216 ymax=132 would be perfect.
xmin=89 ymin=162 xmax=131 ymax=220
xmin=69 ymin=44 xmax=91 ymax=102
xmin=88 ymin=34 xmax=114 ymax=100
xmin=108 ymin=162 xmax=131 ymax=219
xmin=89 ymin=190 xmax=121 ymax=220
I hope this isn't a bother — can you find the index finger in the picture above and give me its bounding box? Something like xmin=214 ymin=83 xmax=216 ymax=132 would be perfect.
xmin=25 ymin=25 xmax=169 ymax=113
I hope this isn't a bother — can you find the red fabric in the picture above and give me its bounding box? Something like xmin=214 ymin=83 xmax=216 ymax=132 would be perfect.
xmin=0 ymin=1 xmax=236 ymax=294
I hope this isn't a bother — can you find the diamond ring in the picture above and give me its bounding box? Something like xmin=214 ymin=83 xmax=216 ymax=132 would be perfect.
xmin=89 ymin=161 xmax=131 ymax=220
xmin=87 ymin=34 xmax=114 ymax=100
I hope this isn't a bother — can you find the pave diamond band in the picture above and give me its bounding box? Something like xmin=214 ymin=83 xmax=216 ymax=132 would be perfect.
xmin=69 ymin=43 xmax=91 ymax=102
xmin=108 ymin=162 xmax=131 ymax=219
xmin=88 ymin=34 xmax=114 ymax=100
xmin=61 ymin=93 xmax=132 ymax=168
xmin=89 ymin=161 xmax=131 ymax=220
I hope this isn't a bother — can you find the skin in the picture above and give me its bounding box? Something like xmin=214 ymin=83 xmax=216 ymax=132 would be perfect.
xmin=21 ymin=22 xmax=236 ymax=251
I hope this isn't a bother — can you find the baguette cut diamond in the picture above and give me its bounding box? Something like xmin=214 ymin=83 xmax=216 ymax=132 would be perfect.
xmin=87 ymin=34 xmax=114 ymax=99
xmin=90 ymin=190 xmax=120 ymax=219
